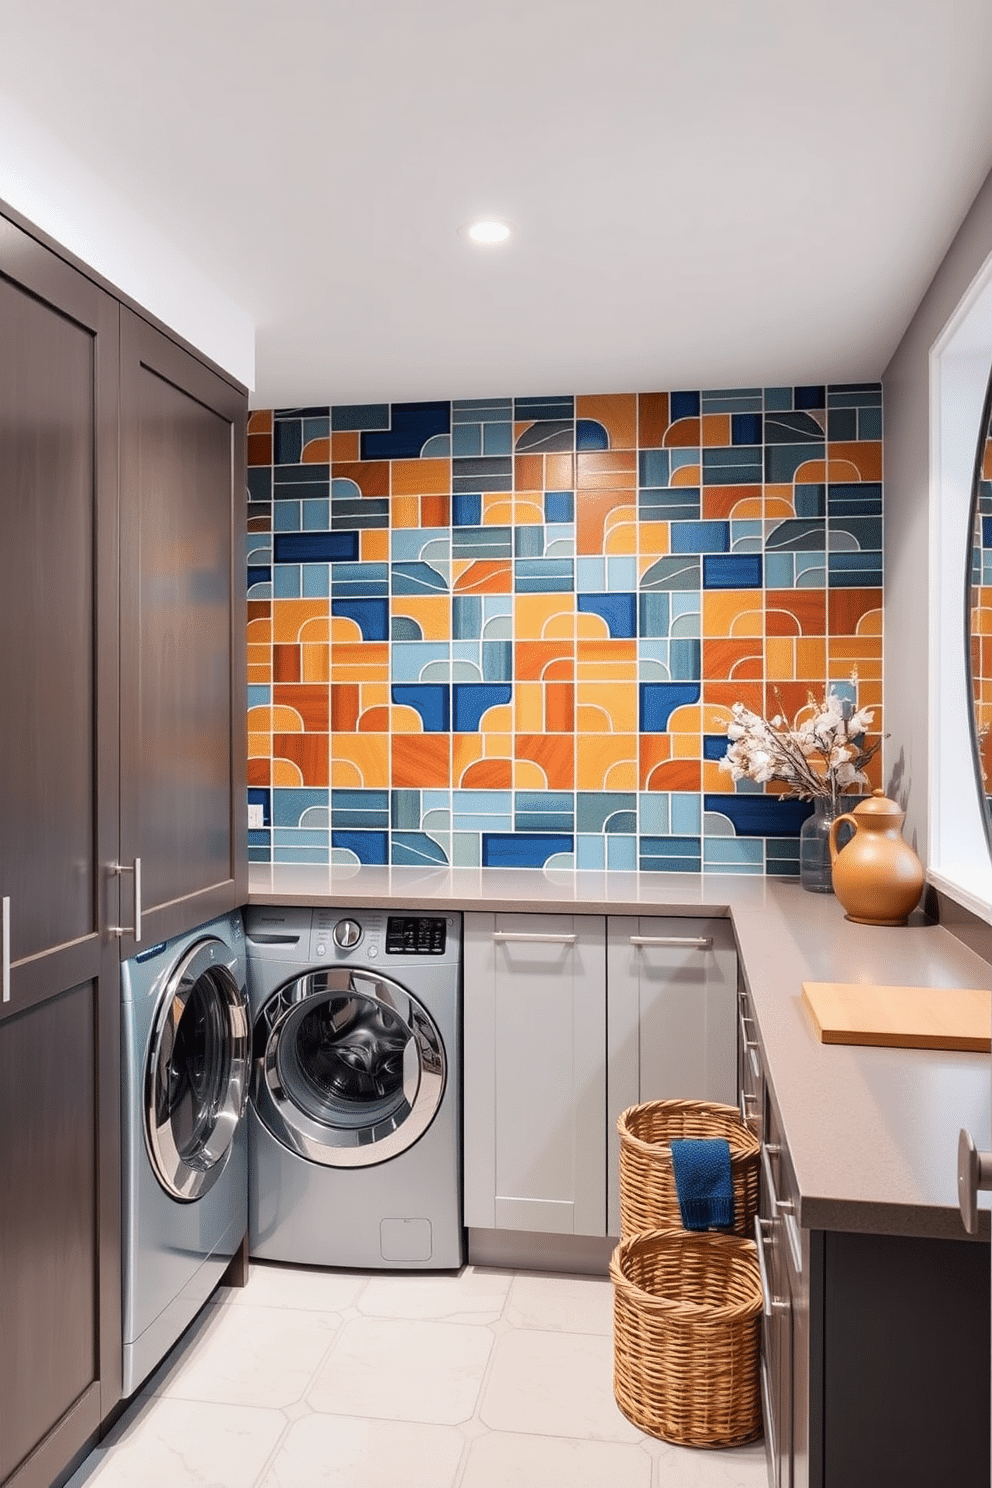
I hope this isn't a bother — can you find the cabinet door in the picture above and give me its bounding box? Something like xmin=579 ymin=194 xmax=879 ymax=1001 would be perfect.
xmin=607 ymin=916 xmax=737 ymax=1234
xmin=464 ymin=913 xmax=606 ymax=1237
xmin=119 ymin=309 xmax=247 ymax=950
xmin=0 ymin=218 xmax=121 ymax=1486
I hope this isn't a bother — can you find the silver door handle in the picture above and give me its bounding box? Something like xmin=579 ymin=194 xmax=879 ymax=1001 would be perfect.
xmin=111 ymin=858 xmax=142 ymax=941
xmin=629 ymin=935 xmax=713 ymax=949
xmin=492 ymin=931 xmax=576 ymax=944
xmin=2 ymin=896 xmax=9 ymax=1004
xmin=754 ymin=1218 xmax=789 ymax=1317
xmin=761 ymin=1141 xmax=795 ymax=1216
xmin=957 ymin=1128 xmax=992 ymax=1234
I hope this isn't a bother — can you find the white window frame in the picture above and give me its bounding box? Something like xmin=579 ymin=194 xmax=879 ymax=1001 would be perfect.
xmin=928 ymin=253 xmax=992 ymax=921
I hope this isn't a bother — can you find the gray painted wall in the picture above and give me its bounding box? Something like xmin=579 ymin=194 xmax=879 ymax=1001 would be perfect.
xmin=883 ymin=166 xmax=992 ymax=862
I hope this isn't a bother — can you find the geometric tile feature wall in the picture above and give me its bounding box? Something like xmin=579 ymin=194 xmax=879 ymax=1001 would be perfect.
xmin=246 ymin=383 xmax=883 ymax=874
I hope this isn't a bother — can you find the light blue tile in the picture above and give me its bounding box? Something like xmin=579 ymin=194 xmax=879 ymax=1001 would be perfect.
xmin=248 ymin=685 xmax=271 ymax=708
xmin=607 ymin=557 xmax=637 ymax=591
xmin=607 ymin=836 xmax=637 ymax=871
xmin=274 ymin=502 xmax=301 ymax=531
xmin=671 ymin=793 xmax=701 ymax=834
xmin=576 ymin=558 xmax=606 ymax=592
xmin=670 ymin=448 xmax=701 ymax=474
xmin=274 ymin=566 xmax=301 ymax=597
xmin=483 ymin=422 xmax=513 ymax=455
xmin=452 ymin=832 xmax=481 ymax=867
xmin=273 ymin=829 xmax=329 ymax=848
xmin=420 ymin=434 xmax=451 ymax=457
xmin=639 ymin=793 xmax=670 ymax=835
xmin=765 ymin=553 xmax=796 ymax=588
xmin=391 ymin=643 xmax=450 ymax=682
xmin=273 ymin=846 xmax=330 ymax=864
xmin=302 ymin=564 xmax=329 ymax=597
xmin=577 ymin=835 xmax=606 ymax=870
xmin=392 ymin=529 xmax=451 ymax=563
xmin=703 ymin=838 xmax=764 ymax=866
xmin=452 ymin=791 xmax=513 ymax=831
xmin=452 ymin=423 xmax=482 ymax=456
xmin=638 ymin=640 xmax=670 ymax=678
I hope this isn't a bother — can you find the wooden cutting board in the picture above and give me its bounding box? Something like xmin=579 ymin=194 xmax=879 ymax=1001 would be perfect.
xmin=801 ymin=981 xmax=992 ymax=1052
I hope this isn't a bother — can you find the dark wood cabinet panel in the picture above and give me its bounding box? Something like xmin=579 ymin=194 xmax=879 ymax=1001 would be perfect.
xmin=119 ymin=309 xmax=247 ymax=949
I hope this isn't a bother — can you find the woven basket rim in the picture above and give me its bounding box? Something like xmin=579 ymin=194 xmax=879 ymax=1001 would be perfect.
xmin=609 ymin=1230 xmax=763 ymax=1321
xmin=617 ymin=1099 xmax=760 ymax=1160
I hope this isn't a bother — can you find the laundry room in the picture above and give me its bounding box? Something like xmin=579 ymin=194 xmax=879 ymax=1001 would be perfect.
xmin=3 ymin=6 xmax=992 ymax=1488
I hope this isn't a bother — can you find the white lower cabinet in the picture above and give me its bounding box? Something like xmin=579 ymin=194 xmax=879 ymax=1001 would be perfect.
xmin=606 ymin=916 xmax=738 ymax=1235
xmin=464 ymin=910 xmax=739 ymax=1243
xmin=463 ymin=912 xmax=607 ymax=1237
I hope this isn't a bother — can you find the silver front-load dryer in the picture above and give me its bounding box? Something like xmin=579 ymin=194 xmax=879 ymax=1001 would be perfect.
xmin=245 ymin=906 xmax=463 ymax=1269
xmin=121 ymin=911 xmax=250 ymax=1395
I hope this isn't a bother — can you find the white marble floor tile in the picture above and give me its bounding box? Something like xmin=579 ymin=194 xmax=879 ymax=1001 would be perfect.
xmin=650 ymin=1439 xmax=768 ymax=1487
xmin=359 ymin=1265 xmax=511 ymax=1324
xmin=258 ymin=1413 xmax=464 ymax=1488
xmin=157 ymin=1299 xmax=341 ymax=1408
xmin=71 ymin=1398 xmax=285 ymax=1488
xmin=309 ymin=1316 xmax=493 ymax=1425
xmin=224 ymin=1259 xmax=368 ymax=1313
xmin=504 ymin=1271 xmax=614 ymax=1335
xmin=458 ymin=1428 xmax=654 ymax=1488
xmin=479 ymin=1327 xmax=643 ymax=1443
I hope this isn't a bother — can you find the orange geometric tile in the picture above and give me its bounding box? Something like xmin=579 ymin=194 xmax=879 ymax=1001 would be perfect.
xmin=248 ymin=731 xmax=269 ymax=759
xmin=247 ymin=658 xmax=271 ymax=687
xmin=638 ymin=734 xmax=669 ymax=783
xmin=301 ymin=643 xmax=329 ymax=683
xmin=638 ymin=393 xmax=669 ymax=448
xmin=247 ymin=615 xmax=273 ymax=644
xmin=766 ymin=682 xmax=817 ymax=723
xmin=765 ymin=637 xmax=795 ymax=681
xmin=514 ymin=682 xmax=544 ymax=734
xmin=577 ymin=639 xmax=637 ymax=680
xmin=274 ymin=732 xmax=328 ymax=787
xmin=703 ymin=759 xmax=731 ymax=792
xmin=703 ymin=592 xmax=765 ymax=638
xmin=272 ymin=600 xmax=329 ymax=643
xmin=701 ymin=414 xmax=731 ymax=447
xmin=546 ymin=453 xmax=576 ymax=489
xmin=639 ymin=525 xmax=671 ymax=557
xmin=272 ymin=759 xmax=304 ymax=787
xmin=702 ymin=486 xmax=762 ymax=519
xmin=274 ymin=684 xmax=329 ymax=733
xmin=795 ymin=638 xmax=827 ymax=678
xmin=331 ymin=461 xmax=389 ymax=497
xmin=668 ymin=703 xmax=702 ymax=735
xmin=671 ymin=729 xmax=702 ymax=758
xmin=331 ymin=735 xmax=390 ymax=788
xmin=247 ymin=433 xmax=272 ymax=466
xmin=453 ymin=560 xmax=512 ymax=594
xmin=299 ymin=615 xmax=330 ymax=643
xmin=421 ymin=494 xmax=451 ymax=527
xmin=247 ymin=758 xmax=271 ymax=786
xmin=511 ymin=494 xmax=545 ymax=525
xmin=273 ymin=644 xmax=301 ymax=682
xmin=515 ymin=735 xmax=574 ymax=789
xmin=670 ymin=464 xmax=702 ymax=486
xmin=330 ymin=431 xmax=360 ymax=461
xmin=249 ymin=705 xmax=304 ymax=734
xmin=764 ymin=485 xmax=796 ymax=518
xmin=545 ymin=682 xmax=575 ymax=732
xmin=703 ymin=639 xmax=764 ymax=680
xmin=577 ymin=489 xmax=634 ymax=555
xmin=584 ymin=737 xmax=638 ymax=791
xmin=302 ymin=437 xmax=330 ymax=464
xmin=827 ymin=442 xmax=882 ymax=482
xmin=331 ymin=684 xmax=360 ymax=732
xmin=247 ymin=600 xmax=272 ymax=623
xmin=576 ymin=450 xmax=637 ymax=489
xmin=704 ymin=681 xmax=764 ymax=719
xmin=644 ymin=758 xmax=702 ymax=792
xmin=362 ymin=529 xmax=389 ymax=562
xmin=248 ymin=512 xmax=271 ymax=534
xmin=790 ymin=458 xmax=826 ymax=484
xmin=391 ymin=496 xmax=421 ymax=528
xmin=984 ymin=440 xmax=992 ymax=480
xmin=664 ymin=417 xmax=701 ymax=448
xmin=331 ymin=642 xmax=389 ymax=681
xmin=357 ymin=705 xmax=389 ymax=732
xmin=828 ymin=588 xmax=883 ymax=636
xmin=391 ymin=459 xmax=451 ymax=496
xmin=483 ymin=495 xmax=514 ymax=526
xmin=392 ymin=735 xmax=450 ymax=788
xmin=605 ymin=502 xmax=638 ymax=554
xmin=576 ymin=681 xmax=637 ymax=733
xmin=766 ymin=589 xmax=826 ymax=636
xmin=392 ymin=596 xmax=451 ymax=641
xmin=577 ymin=393 xmax=637 ymax=450
xmin=247 ymin=410 xmax=273 ymax=435
xmin=462 ymin=759 xmax=513 ymax=790
xmin=390 ymin=703 xmax=425 ymax=734
xmin=514 ymin=454 xmax=544 ymax=491
xmin=514 ymin=640 xmax=574 ymax=681
xmin=829 ymin=634 xmax=882 ymax=667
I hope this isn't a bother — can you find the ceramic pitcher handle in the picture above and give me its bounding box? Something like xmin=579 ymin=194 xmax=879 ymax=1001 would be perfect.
xmin=828 ymin=813 xmax=857 ymax=865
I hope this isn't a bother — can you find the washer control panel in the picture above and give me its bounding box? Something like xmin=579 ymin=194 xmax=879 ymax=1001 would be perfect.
xmin=386 ymin=916 xmax=446 ymax=954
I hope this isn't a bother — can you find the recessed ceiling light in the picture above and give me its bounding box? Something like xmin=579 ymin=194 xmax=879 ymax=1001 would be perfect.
xmin=465 ymin=219 xmax=511 ymax=245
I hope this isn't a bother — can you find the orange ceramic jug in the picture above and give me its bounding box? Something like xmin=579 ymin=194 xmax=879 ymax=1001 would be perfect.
xmin=827 ymin=789 xmax=925 ymax=926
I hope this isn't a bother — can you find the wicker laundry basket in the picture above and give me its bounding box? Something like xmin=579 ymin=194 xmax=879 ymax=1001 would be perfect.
xmin=611 ymin=1228 xmax=763 ymax=1447
xmin=618 ymin=1099 xmax=760 ymax=1239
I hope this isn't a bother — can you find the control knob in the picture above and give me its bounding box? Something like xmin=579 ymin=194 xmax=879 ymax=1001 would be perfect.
xmin=333 ymin=918 xmax=363 ymax=950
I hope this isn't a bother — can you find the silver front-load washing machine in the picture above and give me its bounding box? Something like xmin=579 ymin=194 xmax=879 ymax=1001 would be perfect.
xmin=245 ymin=906 xmax=463 ymax=1270
xmin=121 ymin=911 xmax=250 ymax=1395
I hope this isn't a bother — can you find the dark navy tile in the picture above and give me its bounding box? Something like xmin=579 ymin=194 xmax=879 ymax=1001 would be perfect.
xmin=545 ymin=490 xmax=574 ymax=523
xmin=828 ymin=482 xmax=882 ymax=517
xmin=273 ymin=420 xmax=303 ymax=464
xmin=392 ymin=684 xmax=450 ymax=732
xmin=576 ymin=419 xmax=610 ymax=450
xmin=452 ymin=456 xmax=513 ymax=492
xmin=703 ymin=735 xmax=729 ymax=761
xmin=361 ymin=402 xmax=450 ymax=459
xmin=827 ymin=553 xmax=883 ymax=586
xmin=731 ymin=413 xmax=763 ymax=445
xmin=275 ymin=462 xmax=331 ymax=485
xmin=671 ymin=521 xmax=730 ymax=554
xmin=453 ymin=493 xmax=483 ymax=527
xmin=670 ymin=391 xmax=700 ymax=421
xmin=331 ymin=404 xmax=390 ymax=432
xmin=765 ymin=444 xmax=825 ymax=483
xmin=702 ymin=448 xmax=762 ymax=485
xmin=702 ymin=555 xmax=762 ymax=589
xmin=763 ymin=387 xmax=793 ymax=411
xmin=830 ymin=517 xmax=882 ymax=550
xmin=826 ymin=384 xmax=882 ymax=408
xmin=275 ymin=406 xmax=331 ymax=419
xmin=702 ymin=389 xmax=762 ymax=413
xmin=331 ymin=830 xmax=388 ymax=865
xmin=247 ymin=468 xmax=272 ymax=503
xmin=481 ymin=832 xmax=573 ymax=868
xmin=331 ymin=598 xmax=389 ymax=641
xmin=331 ymin=498 xmax=389 ymax=530
xmin=639 ymin=488 xmax=701 ymax=522
xmin=827 ymin=409 xmax=857 ymax=441
xmin=764 ymin=411 xmax=825 ymax=444
xmin=248 ymin=565 xmax=272 ymax=588
xmin=858 ymin=407 xmax=883 ymax=440
xmin=514 ymin=421 xmax=575 ymax=453
xmin=640 ymin=682 xmax=700 ymax=731
xmin=454 ymin=398 xmax=513 ymax=421
xmin=704 ymin=793 xmax=813 ymax=837
xmin=248 ymin=787 xmax=271 ymax=826
xmin=577 ymin=592 xmax=637 ymax=638
xmin=514 ymin=396 xmax=574 ymax=420
xmin=795 ymin=386 xmax=826 ymax=410
xmin=452 ymin=683 xmax=512 ymax=732
xmin=274 ymin=531 xmax=359 ymax=563
xmin=794 ymin=484 xmax=826 ymax=518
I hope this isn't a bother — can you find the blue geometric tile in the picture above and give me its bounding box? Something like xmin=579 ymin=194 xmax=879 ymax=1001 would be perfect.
xmin=302 ymin=564 xmax=329 ymax=598
xmin=452 ymin=423 xmax=482 ymax=456
xmin=248 ymin=685 xmax=271 ymax=708
xmin=670 ymin=391 xmax=700 ymax=420
xmin=640 ymin=488 xmax=701 ymax=522
xmin=576 ymin=419 xmax=609 ymax=450
xmin=332 ymin=562 xmax=388 ymax=598
xmin=639 ymin=450 xmax=671 ymax=487
xmin=703 ymin=734 xmax=729 ymax=760
xmin=577 ymin=592 xmax=637 ymax=637
xmin=639 ymin=593 xmax=671 ymax=637
xmin=247 ymin=468 xmax=272 ymax=503
xmin=248 ymin=786 xmax=272 ymax=826
xmin=766 ymin=838 xmax=800 ymax=877
xmin=576 ymin=835 xmax=606 ymax=869
xmin=453 ymin=596 xmax=482 ymax=639
xmin=671 ymin=521 xmax=730 ymax=554
xmin=273 ymin=567 xmax=300 ymax=598
xmin=731 ymin=413 xmax=762 ymax=444
xmin=274 ymin=420 xmax=302 ymax=464
xmin=392 ymin=616 xmax=422 ymax=640
xmin=607 ymin=836 xmax=637 ymax=871
xmin=361 ymin=401 xmax=450 ymax=459
xmin=453 ymin=456 xmax=512 ymax=493
xmin=391 ymin=790 xmax=421 ymax=829
xmin=766 ymin=520 xmax=826 ymax=552
xmin=703 ymin=793 xmax=813 ymax=837
xmin=274 ymin=531 xmax=359 ymax=563
xmin=515 ymin=396 xmax=574 ymax=420
xmin=702 ymin=447 xmax=763 ymax=485
xmin=330 ymin=495 xmax=388 ymax=530
xmin=331 ymin=404 xmax=390 ymax=431
xmin=703 ymin=839 xmax=763 ymax=872
xmin=483 ymin=423 xmax=513 ymax=456
xmin=576 ymin=558 xmax=607 ymax=591
xmin=453 ymin=791 xmax=513 ymax=831
xmin=392 ymin=645 xmax=450 ymax=682
xmin=702 ymin=555 xmax=762 ymax=589
xmin=515 ymin=560 xmax=574 ymax=593
xmin=481 ymin=833 xmax=573 ymax=868
xmin=640 ymin=682 xmax=700 ymax=731
xmin=274 ymin=503 xmax=301 ymax=531
xmin=640 ymin=837 xmax=702 ymax=872
xmin=858 ymin=406 xmax=883 ymax=439
xmin=764 ymin=387 xmax=793 ymax=411
xmin=795 ymin=484 xmax=826 ymax=518
xmin=331 ymin=598 xmax=389 ymax=641
xmin=421 ymin=434 xmax=451 ymax=457
xmin=274 ymin=464 xmax=330 ymax=500
xmin=796 ymin=556 xmax=827 ymax=587
xmin=302 ymin=415 xmax=330 ymax=443
xmin=703 ymin=389 xmax=762 ymax=413
xmin=391 ymin=684 xmax=450 ymax=731
xmin=545 ymin=491 xmax=574 ymax=523
xmin=392 ymin=529 xmax=451 ymax=563
xmin=452 ymin=683 xmax=513 ymax=732
xmin=272 ymin=788 xmax=329 ymax=827
xmin=273 ymin=829 xmax=329 ymax=849
xmin=607 ymin=557 xmax=637 ymax=591
xmin=331 ymin=830 xmax=388 ymax=865
xmin=827 ymin=553 xmax=883 ymax=587
xmin=515 ymin=421 xmax=574 ymax=453
xmin=482 ymin=640 xmax=513 ymax=681
xmin=827 ymin=409 xmax=857 ymax=441
xmin=670 ymin=639 xmax=701 ymax=680
xmin=765 ymin=444 xmax=825 ymax=483
xmin=826 ymin=384 xmax=881 ymax=409
xmin=640 ymin=556 xmax=701 ymax=591
xmin=248 ymin=565 xmax=272 ymax=590
xmin=829 ymin=518 xmax=882 ymax=550
xmin=515 ymin=526 xmax=545 ymax=558
xmin=455 ymin=398 xmax=513 ymax=422
xmin=515 ymin=792 xmax=575 ymax=833
xmin=274 ymin=846 xmax=331 ymax=865
xmin=303 ymin=499 xmax=330 ymax=530
xmin=391 ymin=832 xmax=449 ymax=866
xmin=453 ymin=527 xmax=512 ymax=559
xmin=577 ymin=792 xmax=636 ymax=833
xmin=730 ymin=520 xmax=763 ymax=552
xmin=392 ymin=563 xmax=450 ymax=595
xmin=795 ymin=386 xmax=826 ymax=410
xmin=828 ymin=482 xmax=882 ymax=517
xmin=671 ymin=793 xmax=702 ymax=833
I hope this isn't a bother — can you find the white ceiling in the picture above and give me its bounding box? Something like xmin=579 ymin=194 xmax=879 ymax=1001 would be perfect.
xmin=3 ymin=0 xmax=992 ymax=406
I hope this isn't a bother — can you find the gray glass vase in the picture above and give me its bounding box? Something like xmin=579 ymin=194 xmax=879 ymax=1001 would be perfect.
xmin=799 ymin=795 xmax=858 ymax=893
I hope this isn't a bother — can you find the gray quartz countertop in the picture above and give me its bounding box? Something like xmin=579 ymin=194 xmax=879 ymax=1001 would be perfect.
xmin=247 ymin=863 xmax=992 ymax=1242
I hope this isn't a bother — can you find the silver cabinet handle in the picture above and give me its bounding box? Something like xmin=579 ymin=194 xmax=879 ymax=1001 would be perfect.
xmin=492 ymin=931 xmax=576 ymax=944
xmin=958 ymin=1128 xmax=992 ymax=1234
xmin=629 ymin=935 xmax=713 ymax=949
xmin=111 ymin=857 xmax=142 ymax=940
xmin=2 ymin=896 xmax=9 ymax=1004
xmin=754 ymin=1218 xmax=789 ymax=1317
xmin=761 ymin=1140 xmax=795 ymax=1215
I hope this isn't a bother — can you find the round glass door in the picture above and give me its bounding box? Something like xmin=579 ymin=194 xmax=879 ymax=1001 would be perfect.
xmin=252 ymin=968 xmax=446 ymax=1168
xmin=145 ymin=937 xmax=250 ymax=1201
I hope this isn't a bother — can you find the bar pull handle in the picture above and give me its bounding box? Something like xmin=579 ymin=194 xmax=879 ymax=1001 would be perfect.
xmin=492 ymin=931 xmax=577 ymax=945
xmin=111 ymin=858 xmax=142 ymax=941
xmin=754 ymin=1218 xmax=789 ymax=1318
xmin=2 ymin=896 xmax=9 ymax=1004
xmin=629 ymin=935 xmax=713 ymax=950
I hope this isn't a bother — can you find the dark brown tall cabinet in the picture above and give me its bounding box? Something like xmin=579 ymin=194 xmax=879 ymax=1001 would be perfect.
xmin=0 ymin=215 xmax=246 ymax=1488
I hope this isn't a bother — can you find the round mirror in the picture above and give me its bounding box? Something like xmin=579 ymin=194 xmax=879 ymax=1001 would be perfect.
xmin=967 ymin=373 xmax=992 ymax=857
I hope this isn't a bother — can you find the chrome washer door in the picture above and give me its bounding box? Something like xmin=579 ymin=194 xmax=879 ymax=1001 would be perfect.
xmin=252 ymin=968 xmax=446 ymax=1168
xmin=145 ymin=937 xmax=250 ymax=1201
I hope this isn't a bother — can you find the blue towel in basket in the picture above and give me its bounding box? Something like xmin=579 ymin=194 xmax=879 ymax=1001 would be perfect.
xmin=669 ymin=1137 xmax=734 ymax=1231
